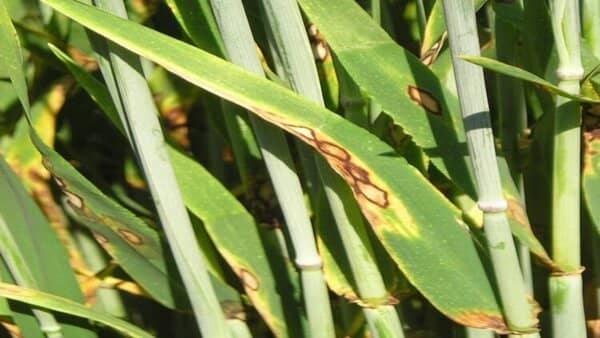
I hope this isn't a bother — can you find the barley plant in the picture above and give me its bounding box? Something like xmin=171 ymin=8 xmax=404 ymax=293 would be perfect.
xmin=0 ymin=0 xmax=599 ymax=337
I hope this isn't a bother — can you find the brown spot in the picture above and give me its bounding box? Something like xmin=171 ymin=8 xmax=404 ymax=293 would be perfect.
xmin=354 ymin=180 xmax=389 ymax=208
xmin=421 ymin=40 xmax=441 ymax=66
xmin=307 ymin=23 xmax=319 ymax=38
xmin=64 ymin=190 xmax=84 ymax=210
xmin=453 ymin=311 xmax=510 ymax=333
xmin=53 ymin=176 xmax=66 ymax=189
xmin=286 ymin=125 xmax=317 ymax=143
xmin=346 ymin=163 xmax=369 ymax=182
xmin=239 ymin=269 xmax=259 ymax=291
xmin=407 ymin=85 xmax=442 ymax=115
xmin=420 ymin=53 xmax=435 ymax=67
xmin=117 ymin=229 xmax=143 ymax=245
xmin=583 ymin=130 xmax=600 ymax=174
xmin=93 ymin=232 xmax=109 ymax=245
xmin=312 ymin=41 xmax=329 ymax=61
xmin=506 ymin=198 xmax=528 ymax=228
xmin=222 ymin=147 xmax=234 ymax=163
xmin=284 ymin=124 xmax=390 ymax=210
xmin=221 ymin=300 xmax=246 ymax=321
xmin=316 ymin=141 xmax=351 ymax=161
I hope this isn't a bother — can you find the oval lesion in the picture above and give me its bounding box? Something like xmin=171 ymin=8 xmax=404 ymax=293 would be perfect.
xmin=407 ymin=85 xmax=442 ymax=116
xmin=117 ymin=228 xmax=144 ymax=245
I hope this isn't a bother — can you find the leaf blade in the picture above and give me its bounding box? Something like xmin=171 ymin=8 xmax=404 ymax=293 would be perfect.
xmin=42 ymin=0 xmax=508 ymax=329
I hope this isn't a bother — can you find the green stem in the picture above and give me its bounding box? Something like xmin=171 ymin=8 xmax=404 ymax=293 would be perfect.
xmin=493 ymin=1 xmax=533 ymax=293
xmin=548 ymin=2 xmax=586 ymax=337
xmin=259 ymin=1 xmax=404 ymax=337
xmin=441 ymin=0 xmax=539 ymax=334
xmin=208 ymin=1 xmax=334 ymax=337
xmin=88 ymin=2 xmax=231 ymax=336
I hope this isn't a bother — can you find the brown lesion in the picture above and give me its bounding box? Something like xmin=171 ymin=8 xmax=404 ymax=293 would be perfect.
xmin=117 ymin=228 xmax=144 ymax=245
xmin=239 ymin=268 xmax=259 ymax=291
xmin=92 ymin=232 xmax=109 ymax=245
xmin=307 ymin=23 xmax=331 ymax=62
xmin=583 ymin=127 xmax=600 ymax=175
xmin=284 ymin=123 xmax=390 ymax=209
xmin=420 ymin=33 xmax=446 ymax=66
xmin=407 ymin=86 xmax=442 ymax=115
xmin=247 ymin=108 xmax=390 ymax=210
xmin=454 ymin=311 xmax=510 ymax=333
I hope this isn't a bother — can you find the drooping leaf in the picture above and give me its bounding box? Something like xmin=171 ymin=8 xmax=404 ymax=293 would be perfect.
xmin=420 ymin=0 xmax=486 ymax=60
xmin=42 ymin=0 xmax=510 ymax=330
xmin=299 ymin=0 xmax=476 ymax=196
xmin=49 ymin=44 xmax=302 ymax=337
xmin=0 ymin=155 xmax=96 ymax=338
xmin=462 ymin=56 xmax=600 ymax=103
xmin=29 ymin=129 xmax=188 ymax=310
xmin=0 ymin=282 xmax=153 ymax=338
xmin=298 ymin=0 xmax=554 ymax=271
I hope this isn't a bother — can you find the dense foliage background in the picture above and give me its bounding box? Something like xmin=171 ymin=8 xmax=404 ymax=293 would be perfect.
xmin=0 ymin=0 xmax=599 ymax=337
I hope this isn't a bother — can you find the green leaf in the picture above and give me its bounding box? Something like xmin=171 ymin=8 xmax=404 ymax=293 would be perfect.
xmin=169 ymin=148 xmax=303 ymax=336
xmin=583 ymin=128 xmax=600 ymax=236
xmin=42 ymin=0 xmax=510 ymax=330
xmin=49 ymin=44 xmax=302 ymax=337
xmin=298 ymin=0 xmax=554 ymax=271
xmin=299 ymin=0 xmax=476 ymax=198
xmin=28 ymin=130 xmax=188 ymax=310
xmin=0 ymin=155 xmax=97 ymax=338
xmin=163 ymin=0 xmax=225 ymax=56
xmin=420 ymin=0 xmax=486 ymax=60
xmin=462 ymin=55 xmax=600 ymax=103
xmin=0 ymin=0 xmax=29 ymax=112
xmin=0 ymin=282 xmax=153 ymax=338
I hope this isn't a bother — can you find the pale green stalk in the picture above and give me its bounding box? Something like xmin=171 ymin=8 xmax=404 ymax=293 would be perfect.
xmin=493 ymin=0 xmax=533 ymax=294
xmin=208 ymin=1 xmax=333 ymax=337
xmin=0 ymin=214 xmax=62 ymax=338
xmin=548 ymin=1 xmax=587 ymax=337
xmin=87 ymin=1 xmax=231 ymax=336
xmin=441 ymin=0 xmax=539 ymax=335
xmin=259 ymin=1 xmax=404 ymax=337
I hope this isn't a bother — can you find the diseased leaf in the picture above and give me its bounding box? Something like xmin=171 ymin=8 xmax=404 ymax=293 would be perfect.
xmin=29 ymin=130 xmax=189 ymax=310
xmin=462 ymin=56 xmax=600 ymax=103
xmin=420 ymin=0 xmax=486 ymax=61
xmin=0 ymin=282 xmax=152 ymax=338
xmin=298 ymin=0 xmax=554 ymax=272
xmin=0 ymin=156 xmax=96 ymax=338
xmin=42 ymin=0 xmax=510 ymax=329
xmin=50 ymin=44 xmax=302 ymax=337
